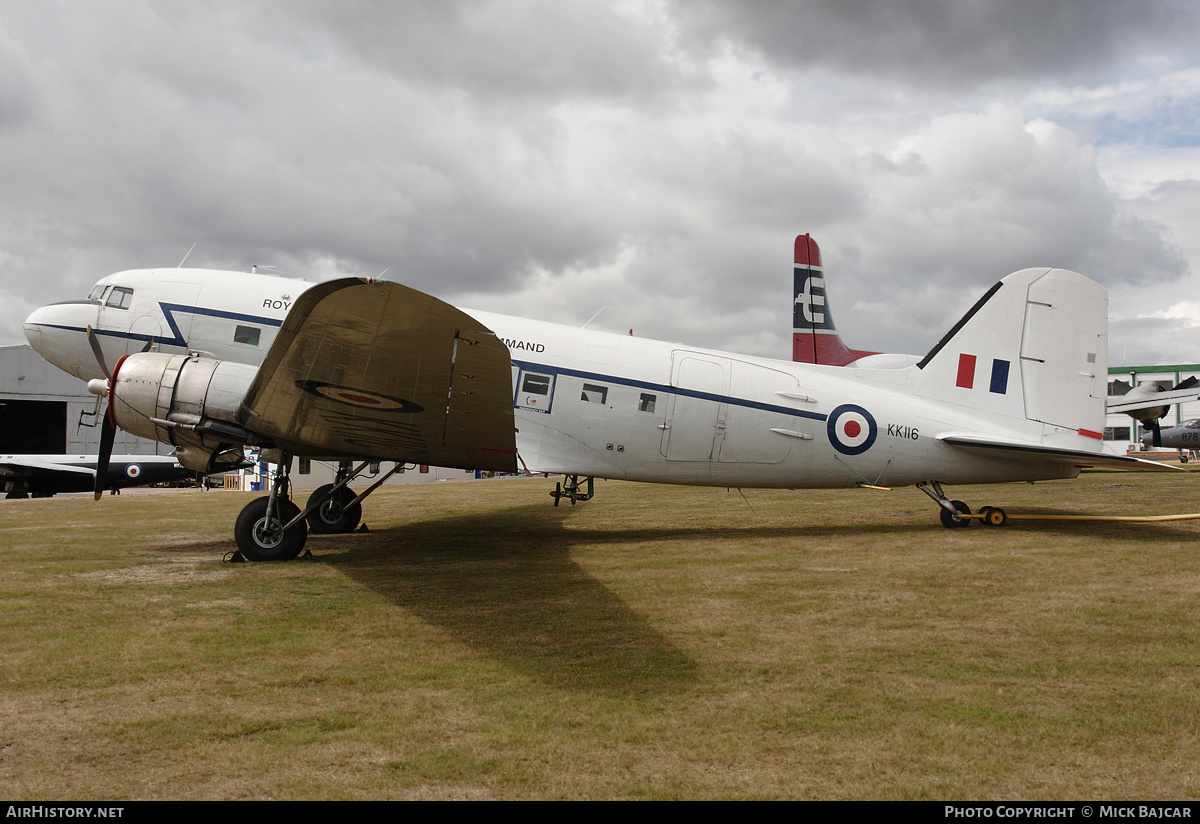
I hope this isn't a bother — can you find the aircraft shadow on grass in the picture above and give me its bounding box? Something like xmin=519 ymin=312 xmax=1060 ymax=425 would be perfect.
xmin=314 ymin=504 xmax=703 ymax=693
xmin=285 ymin=499 xmax=1195 ymax=690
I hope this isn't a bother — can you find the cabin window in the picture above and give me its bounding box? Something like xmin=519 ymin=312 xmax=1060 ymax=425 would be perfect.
xmin=522 ymin=374 xmax=551 ymax=395
xmin=105 ymin=287 xmax=134 ymax=310
xmin=298 ymin=457 xmax=311 ymax=474
xmin=515 ymin=370 xmax=556 ymax=413
xmin=639 ymin=393 xmax=656 ymax=413
xmin=234 ymin=325 xmax=261 ymax=346
xmin=581 ymin=384 xmax=608 ymax=404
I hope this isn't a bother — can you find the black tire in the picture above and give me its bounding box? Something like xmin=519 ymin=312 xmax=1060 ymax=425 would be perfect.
xmin=984 ymin=507 xmax=1007 ymax=526
xmin=305 ymin=484 xmax=362 ymax=534
xmin=235 ymin=496 xmax=307 ymax=561
xmin=939 ymin=500 xmax=972 ymax=529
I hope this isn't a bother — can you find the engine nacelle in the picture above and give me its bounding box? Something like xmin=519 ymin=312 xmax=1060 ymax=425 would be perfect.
xmin=109 ymin=352 xmax=260 ymax=472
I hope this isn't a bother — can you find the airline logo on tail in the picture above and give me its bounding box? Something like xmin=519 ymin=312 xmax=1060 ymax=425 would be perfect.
xmin=795 ymin=272 xmax=826 ymax=325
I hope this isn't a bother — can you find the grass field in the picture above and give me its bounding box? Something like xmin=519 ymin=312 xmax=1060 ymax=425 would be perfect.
xmin=2 ymin=472 xmax=1199 ymax=799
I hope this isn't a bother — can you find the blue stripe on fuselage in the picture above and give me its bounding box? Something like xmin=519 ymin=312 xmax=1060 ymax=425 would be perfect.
xmin=510 ymin=359 xmax=828 ymax=423
xmin=29 ymin=304 xmax=285 ymax=349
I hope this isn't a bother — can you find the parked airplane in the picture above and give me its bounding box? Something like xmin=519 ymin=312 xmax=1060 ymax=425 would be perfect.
xmin=1140 ymin=418 xmax=1200 ymax=455
xmin=24 ymin=242 xmax=1180 ymax=560
xmin=1 ymin=454 xmax=201 ymax=498
xmin=1109 ymin=377 xmax=1200 ymax=447
xmin=791 ymin=235 xmax=1200 ymax=439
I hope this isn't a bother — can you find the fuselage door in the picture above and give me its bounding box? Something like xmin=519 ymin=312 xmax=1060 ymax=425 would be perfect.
xmin=661 ymin=353 xmax=729 ymax=460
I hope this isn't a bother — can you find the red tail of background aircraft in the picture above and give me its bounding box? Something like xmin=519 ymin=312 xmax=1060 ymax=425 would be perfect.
xmin=792 ymin=234 xmax=880 ymax=367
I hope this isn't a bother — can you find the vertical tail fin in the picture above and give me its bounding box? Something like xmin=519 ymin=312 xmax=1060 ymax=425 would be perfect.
xmin=792 ymin=234 xmax=878 ymax=366
xmin=914 ymin=268 xmax=1108 ymax=447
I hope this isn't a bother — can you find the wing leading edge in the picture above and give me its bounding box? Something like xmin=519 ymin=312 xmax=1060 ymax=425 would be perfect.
xmin=239 ymin=279 xmax=517 ymax=472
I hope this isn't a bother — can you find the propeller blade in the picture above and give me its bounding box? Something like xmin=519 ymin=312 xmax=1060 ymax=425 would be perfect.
xmin=1174 ymin=376 xmax=1199 ymax=392
xmin=141 ymin=337 xmax=155 ymax=353
xmin=86 ymin=325 xmax=112 ymax=380
xmin=1149 ymin=419 xmax=1162 ymax=449
xmin=94 ymin=413 xmax=116 ymax=501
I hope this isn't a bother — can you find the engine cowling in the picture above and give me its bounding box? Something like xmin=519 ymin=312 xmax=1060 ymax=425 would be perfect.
xmin=109 ymin=352 xmax=260 ymax=472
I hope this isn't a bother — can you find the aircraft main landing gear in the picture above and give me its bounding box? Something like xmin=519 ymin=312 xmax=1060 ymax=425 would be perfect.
xmin=233 ymin=459 xmax=406 ymax=559
xmin=299 ymin=460 xmax=404 ymax=534
xmin=306 ymin=484 xmax=362 ymax=533
xmin=234 ymin=457 xmax=308 ymax=561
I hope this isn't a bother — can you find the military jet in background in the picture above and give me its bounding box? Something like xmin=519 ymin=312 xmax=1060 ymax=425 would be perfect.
xmin=1 ymin=454 xmax=206 ymax=498
xmin=1139 ymin=419 xmax=1200 ymax=458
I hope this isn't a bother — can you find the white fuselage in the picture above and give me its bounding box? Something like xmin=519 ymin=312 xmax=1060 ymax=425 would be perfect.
xmin=24 ymin=268 xmax=1081 ymax=490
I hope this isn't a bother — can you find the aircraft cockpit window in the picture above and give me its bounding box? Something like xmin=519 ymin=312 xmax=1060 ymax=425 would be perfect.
xmin=1186 ymin=420 xmax=1200 ymax=429
xmin=105 ymin=286 xmax=134 ymax=310
xmin=234 ymin=325 xmax=261 ymax=346
xmin=88 ymin=284 xmax=108 ymax=301
xmin=581 ymin=384 xmax=608 ymax=404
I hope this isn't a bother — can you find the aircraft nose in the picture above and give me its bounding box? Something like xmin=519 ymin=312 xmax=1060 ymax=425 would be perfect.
xmin=23 ymin=305 xmax=49 ymax=350
xmin=24 ymin=300 xmax=105 ymax=381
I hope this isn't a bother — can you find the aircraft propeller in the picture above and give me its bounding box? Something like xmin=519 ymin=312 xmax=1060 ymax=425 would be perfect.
xmin=1138 ymin=376 xmax=1198 ymax=449
xmin=85 ymin=326 xmax=117 ymax=500
xmin=85 ymin=328 xmax=154 ymax=500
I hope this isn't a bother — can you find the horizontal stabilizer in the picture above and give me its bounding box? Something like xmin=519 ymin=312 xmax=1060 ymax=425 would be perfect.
xmin=1107 ymin=386 xmax=1200 ymax=416
xmin=939 ymin=434 xmax=1183 ymax=472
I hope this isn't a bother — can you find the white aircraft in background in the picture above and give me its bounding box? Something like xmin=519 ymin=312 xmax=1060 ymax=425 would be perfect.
xmin=791 ymin=234 xmax=1200 ymax=443
xmin=1 ymin=454 xmax=202 ymax=498
xmin=24 ymin=238 xmax=1179 ymax=560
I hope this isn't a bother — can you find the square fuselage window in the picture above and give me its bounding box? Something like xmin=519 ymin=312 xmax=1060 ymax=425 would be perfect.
xmin=581 ymin=384 xmax=608 ymax=404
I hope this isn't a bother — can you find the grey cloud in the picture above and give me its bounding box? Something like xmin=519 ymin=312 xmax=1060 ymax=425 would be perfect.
xmin=246 ymin=0 xmax=693 ymax=105
xmin=672 ymin=0 xmax=1200 ymax=90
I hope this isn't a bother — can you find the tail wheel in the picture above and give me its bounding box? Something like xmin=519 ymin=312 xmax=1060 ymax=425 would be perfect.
xmin=305 ymin=484 xmax=362 ymax=534
xmin=235 ymin=496 xmax=307 ymax=561
xmin=939 ymin=500 xmax=972 ymax=529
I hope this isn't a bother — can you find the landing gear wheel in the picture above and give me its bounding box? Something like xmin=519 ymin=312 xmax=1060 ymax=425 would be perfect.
xmin=939 ymin=500 xmax=972 ymax=529
xmin=235 ymin=496 xmax=308 ymax=561
xmin=983 ymin=507 xmax=1007 ymax=526
xmin=305 ymin=484 xmax=362 ymax=534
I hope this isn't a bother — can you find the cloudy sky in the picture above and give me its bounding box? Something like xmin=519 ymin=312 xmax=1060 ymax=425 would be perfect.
xmin=2 ymin=0 xmax=1199 ymax=367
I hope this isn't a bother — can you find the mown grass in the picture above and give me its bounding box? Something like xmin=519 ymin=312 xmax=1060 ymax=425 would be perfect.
xmin=1 ymin=472 xmax=1199 ymax=799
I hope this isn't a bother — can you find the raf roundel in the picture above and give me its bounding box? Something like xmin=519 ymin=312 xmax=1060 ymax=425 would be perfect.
xmin=124 ymin=463 xmax=142 ymax=479
xmin=295 ymin=380 xmax=425 ymax=414
xmin=826 ymin=404 xmax=877 ymax=456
